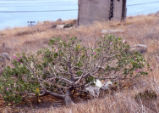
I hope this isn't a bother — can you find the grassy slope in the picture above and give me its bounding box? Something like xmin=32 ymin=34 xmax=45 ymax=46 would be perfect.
xmin=0 ymin=14 xmax=159 ymax=113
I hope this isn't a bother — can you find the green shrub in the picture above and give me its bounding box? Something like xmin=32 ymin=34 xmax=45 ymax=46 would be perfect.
xmin=0 ymin=35 xmax=148 ymax=105
xmin=135 ymin=89 xmax=157 ymax=101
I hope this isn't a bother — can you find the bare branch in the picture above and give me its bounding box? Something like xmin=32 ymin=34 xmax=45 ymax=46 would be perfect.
xmin=48 ymin=76 xmax=73 ymax=85
xmin=75 ymin=67 xmax=100 ymax=85
xmin=45 ymin=90 xmax=65 ymax=99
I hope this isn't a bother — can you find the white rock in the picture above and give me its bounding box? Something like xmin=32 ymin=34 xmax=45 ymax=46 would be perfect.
xmin=130 ymin=44 xmax=147 ymax=54
xmin=101 ymin=29 xmax=124 ymax=34
xmin=85 ymin=79 xmax=103 ymax=97
xmin=85 ymin=79 xmax=113 ymax=97
xmin=95 ymin=79 xmax=103 ymax=88
xmin=85 ymin=86 xmax=100 ymax=98
xmin=0 ymin=52 xmax=10 ymax=61
xmin=101 ymin=80 xmax=113 ymax=90
xmin=56 ymin=24 xmax=65 ymax=29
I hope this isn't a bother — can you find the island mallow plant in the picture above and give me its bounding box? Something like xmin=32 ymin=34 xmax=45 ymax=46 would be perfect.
xmin=0 ymin=35 xmax=148 ymax=105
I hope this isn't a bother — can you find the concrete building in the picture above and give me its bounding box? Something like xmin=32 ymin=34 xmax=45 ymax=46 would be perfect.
xmin=77 ymin=0 xmax=127 ymax=25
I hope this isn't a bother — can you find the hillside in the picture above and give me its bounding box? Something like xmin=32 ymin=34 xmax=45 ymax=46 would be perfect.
xmin=0 ymin=13 xmax=159 ymax=113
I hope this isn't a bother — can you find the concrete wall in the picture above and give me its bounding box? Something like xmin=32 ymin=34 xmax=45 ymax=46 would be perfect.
xmin=78 ymin=0 xmax=110 ymax=25
xmin=78 ymin=0 xmax=127 ymax=25
xmin=113 ymin=0 xmax=127 ymax=20
xmin=113 ymin=0 xmax=123 ymax=20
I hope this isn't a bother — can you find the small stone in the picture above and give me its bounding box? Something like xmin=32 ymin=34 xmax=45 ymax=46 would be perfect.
xmin=101 ymin=81 xmax=113 ymax=90
xmin=95 ymin=79 xmax=103 ymax=88
xmin=130 ymin=44 xmax=147 ymax=54
xmin=56 ymin=25 xmax=65 ymax=29
xmin=85 ymin=79 xmax=113 ymax=97
xmin=85 ymin=86 xmax=100 ymax=98
xmin=0 ymin=52 xmax=10 ymax=61
xmin=101 ymin=29 xmax=124 ymax=34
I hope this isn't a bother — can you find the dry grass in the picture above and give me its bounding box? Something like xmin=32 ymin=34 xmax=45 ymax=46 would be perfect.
xmin=3 ymin=78 xmax=159 ymax=113
xmin=1 ymin=13 xmax=159 ymax=113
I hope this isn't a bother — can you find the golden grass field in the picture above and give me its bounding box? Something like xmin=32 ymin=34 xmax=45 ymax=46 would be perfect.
xmin=0 ymin=13 xmax=159 ymax=113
